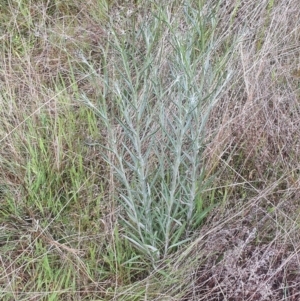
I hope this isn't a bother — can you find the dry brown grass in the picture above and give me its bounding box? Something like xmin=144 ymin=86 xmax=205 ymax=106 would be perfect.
xmin=172 ymin=1 xmax=300 ymax=300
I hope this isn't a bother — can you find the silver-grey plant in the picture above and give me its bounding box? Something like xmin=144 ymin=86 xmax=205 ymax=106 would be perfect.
xmin=82 ymin=1 xmax=234 ymax=265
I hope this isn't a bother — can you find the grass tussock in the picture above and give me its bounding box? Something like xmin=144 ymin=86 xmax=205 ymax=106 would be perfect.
xmin=1 ymin=0 xmax=300 ymax=300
